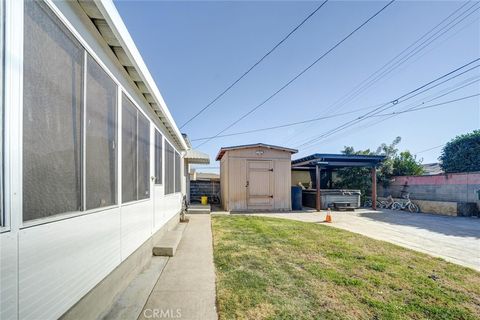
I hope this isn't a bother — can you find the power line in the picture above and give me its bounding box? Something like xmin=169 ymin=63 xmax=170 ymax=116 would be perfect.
xmin=283 ymin=1 xmax=479 ymax=146
xmin=296 ymin=58 xmax=480 ymax=149
xmin=191 ymin=76 xmax=479 ymax=142
xmin=190 ymin=103 xmax=382 ymax=141
xmin=299 ymin=76 xmax=480 ymax=153
xmin=320 ymin=2 xmax=479 ymax=117
xmin=414 ymin=144 xmax=445 ymax=155
xmin=179 ymin=0 xmax=329 ymax=129
xmin=297 ymin=59 xmax=480 ymax=147
xmin=194 ymin=0 xmax=396 ymax=148
xmin=371 ymin=93 xmax=480 ymax=117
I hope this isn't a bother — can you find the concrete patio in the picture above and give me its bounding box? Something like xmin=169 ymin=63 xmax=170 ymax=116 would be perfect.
xmin=238 ymin=209 xmax=480 ymax=271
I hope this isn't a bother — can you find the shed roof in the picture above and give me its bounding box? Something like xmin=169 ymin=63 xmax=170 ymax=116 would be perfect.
xmin=77 ymin=0 xmax=187 ymax=150
xmin=292 ymin=153 xmax=386 ymax=168
xmin=216 ymin=143 xmax=298 ymax=161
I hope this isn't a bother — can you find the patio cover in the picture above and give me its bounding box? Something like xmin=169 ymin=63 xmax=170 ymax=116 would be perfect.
xmin=184 ymin=149 xmax=210 ymax=164
xmin=292 ymin=153 xmax=386 ymax=169
xmin=292 ymin=154 xmax=386 ymax=211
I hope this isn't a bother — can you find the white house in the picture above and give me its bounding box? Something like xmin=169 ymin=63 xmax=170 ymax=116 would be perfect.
xmin=0 ymin=1 xmax=205 ymax=319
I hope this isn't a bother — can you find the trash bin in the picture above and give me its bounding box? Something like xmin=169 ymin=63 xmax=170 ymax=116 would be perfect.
xmin=201 ymin=196 xmax=208 ymax=205
xmin=291 ymin=186 xmax=302 ymax=210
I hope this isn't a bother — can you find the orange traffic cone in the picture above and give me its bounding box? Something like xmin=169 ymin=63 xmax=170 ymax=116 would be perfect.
xmin=325 ymin=208 xmax=332 ymax=223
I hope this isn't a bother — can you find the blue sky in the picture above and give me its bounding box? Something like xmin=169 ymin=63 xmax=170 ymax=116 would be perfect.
xmin=115 ymin=0 xmax=480 ymax=171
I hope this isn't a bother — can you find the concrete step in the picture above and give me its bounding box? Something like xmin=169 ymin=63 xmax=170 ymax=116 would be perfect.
xmin=187 ymin=204 xmax=211 ymax=214
xmin=102 ymin=256 xmax=168 ymax=320
xmin=152 ymin=222 xmax=187 ymax=257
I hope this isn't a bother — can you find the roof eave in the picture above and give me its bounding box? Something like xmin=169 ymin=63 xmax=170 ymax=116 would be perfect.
xmin=216 ymin=143 xmax=298 ymax=161
xmin=80 ymin=0 xmax=188 ymax=151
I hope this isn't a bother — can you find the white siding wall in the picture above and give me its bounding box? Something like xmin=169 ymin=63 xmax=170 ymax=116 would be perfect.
xmin=0 ymin=1 xmax=185 ymax=319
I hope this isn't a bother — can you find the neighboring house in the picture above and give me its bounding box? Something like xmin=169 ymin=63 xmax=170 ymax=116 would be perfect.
xmin=217 ymin=143 xmax=298 ymax=211
xmin=421 ymin=163 xmax=444 ymax=175
xmin=0 ymin=1 xmax=203 ymax=319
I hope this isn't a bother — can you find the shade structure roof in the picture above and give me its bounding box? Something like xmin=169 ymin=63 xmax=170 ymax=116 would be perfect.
xmin=292 ymin=153 xmax=386 ymax=169
xmin=216 ymin=143 xmax=297 ymax=161
xmin=184 ymin=149 xmax=210 ymax=165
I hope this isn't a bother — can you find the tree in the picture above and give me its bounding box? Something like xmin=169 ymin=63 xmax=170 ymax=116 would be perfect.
xmin=392 ymin=151 xmax=424 ymax=176
xmin=334 ymin=137 xmax=424 ymax=201
xmin=439 ymin=130 xmax=480 ymax=173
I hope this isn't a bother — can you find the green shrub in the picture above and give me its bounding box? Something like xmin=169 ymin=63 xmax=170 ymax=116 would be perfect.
xmin=439 ymin=130 xmax=480 ymax=173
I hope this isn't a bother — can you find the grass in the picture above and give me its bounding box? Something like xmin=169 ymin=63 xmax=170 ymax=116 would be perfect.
xmin=212 ymin=215 xmax=480 ymax=320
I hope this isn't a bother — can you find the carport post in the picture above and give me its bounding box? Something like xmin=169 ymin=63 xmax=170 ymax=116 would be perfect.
xmin=316 ymin=164 xmax=321 ymax=212
xmin=371 ymin=167 xmax=377 ymax=210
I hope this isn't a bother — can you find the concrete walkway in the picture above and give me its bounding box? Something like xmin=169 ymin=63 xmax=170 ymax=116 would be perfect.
xmin=138 ymin=215 xmax=217 ymax=320
xmin=248 ymin=209 xmax=480 ymax=271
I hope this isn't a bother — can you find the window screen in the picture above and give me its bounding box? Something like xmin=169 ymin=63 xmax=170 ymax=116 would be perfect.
xmin=85 ymin=55 xmax=117 ymax=210
xmin=23 ymin=1 xmax=83 ymax=221
xmin=165 ymin=142 xmax=175 ymax=195
xmin=174 ymin=151 xmax=181 ymax=193
xmin=0 ymin=0 xmax=3 ymax=226
xmin=121 ymin=94 xmax=137 ymax=203
xmin=137 ymin=113 xmax=150 ymax=200
xmin=154 ymin=130 xmax=163 ymax=184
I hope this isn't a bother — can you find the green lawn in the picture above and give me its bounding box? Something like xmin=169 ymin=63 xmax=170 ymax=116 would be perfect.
xmin=212 ymin=215 xmax=480 ymax=320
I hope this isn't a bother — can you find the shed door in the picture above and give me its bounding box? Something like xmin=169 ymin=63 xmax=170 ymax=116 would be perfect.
xmin=247 ymin=160 xmax=274 ymax=209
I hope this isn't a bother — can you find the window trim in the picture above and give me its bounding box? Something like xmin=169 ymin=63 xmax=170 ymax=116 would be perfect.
xmin=17 ymin=0 xmax=181 ymax=228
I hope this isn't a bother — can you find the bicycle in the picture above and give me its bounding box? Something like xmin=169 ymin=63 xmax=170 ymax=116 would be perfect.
xmin=382 ymin=195 xmax=395 ymax=209
xmin=391 ymin=193 xmax=420 ymax=213
xmin=364 ymin=199 xmax=384 ymax=208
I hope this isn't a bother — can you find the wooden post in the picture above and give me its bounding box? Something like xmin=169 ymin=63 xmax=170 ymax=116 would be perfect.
xmin=316 ymin=165 xmax=321 ymax=212
xmin=371 ymin=167 xmax=377 ymax=210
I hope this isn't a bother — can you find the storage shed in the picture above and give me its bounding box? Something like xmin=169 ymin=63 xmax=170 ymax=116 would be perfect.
xmin=216 ymin=143 xmax=298 ymax=211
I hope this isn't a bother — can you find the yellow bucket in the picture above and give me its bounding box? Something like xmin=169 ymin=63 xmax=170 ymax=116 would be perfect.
xmin=201 ymin=196 xmax=208 ymax=205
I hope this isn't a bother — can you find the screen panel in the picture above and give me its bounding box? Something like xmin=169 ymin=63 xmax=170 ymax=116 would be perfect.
xmin=121 ymin=94 xmax=137 ymax=203
xmin=154 ymin=130 xmax=163 ymax=185
xmin=85 ymin=55 xmax=117 ymax=210
xmin=23 ymin=1 xmax=83 ymax=221
xmin=137 ymin=113 xmax=150 ymax=200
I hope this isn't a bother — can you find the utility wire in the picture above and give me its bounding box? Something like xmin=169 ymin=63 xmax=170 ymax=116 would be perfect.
xmin=190 ymin=103 xmax=382 ymax=141
xmin=299 ymin=76 xmax=480 ymax=153
xmin=283 ymin=1 xmax=479 ymax=145
xmin=414 ymin=144 xmax=446 ymax=155
xmin=296 ymin=58 xmax=480 ymax=149
xmin=191 ymin=77 xmax=479 ymax=142
xmin=320 ymin=2 xmax=479 ymax=116
xmin=179 ymin=0 xmax=329 ymax=129
xmin=195 ymin=0 xmax=396 ymax=148
xmin=371 ymin=93 xmax=480 ymax=117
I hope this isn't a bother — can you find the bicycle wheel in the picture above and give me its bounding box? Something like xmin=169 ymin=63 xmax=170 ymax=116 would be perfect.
xmin=408 ymin=203 xmax=420 ymax=213
xmin=391 ymin=202 xmax=401 ymax=210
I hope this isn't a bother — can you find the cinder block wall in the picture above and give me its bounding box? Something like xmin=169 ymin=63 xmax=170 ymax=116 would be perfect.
xmin=190 ymin=180 xmax=220 ymax=203
xmin=379 ymin=172 xmax=480 ymax=211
